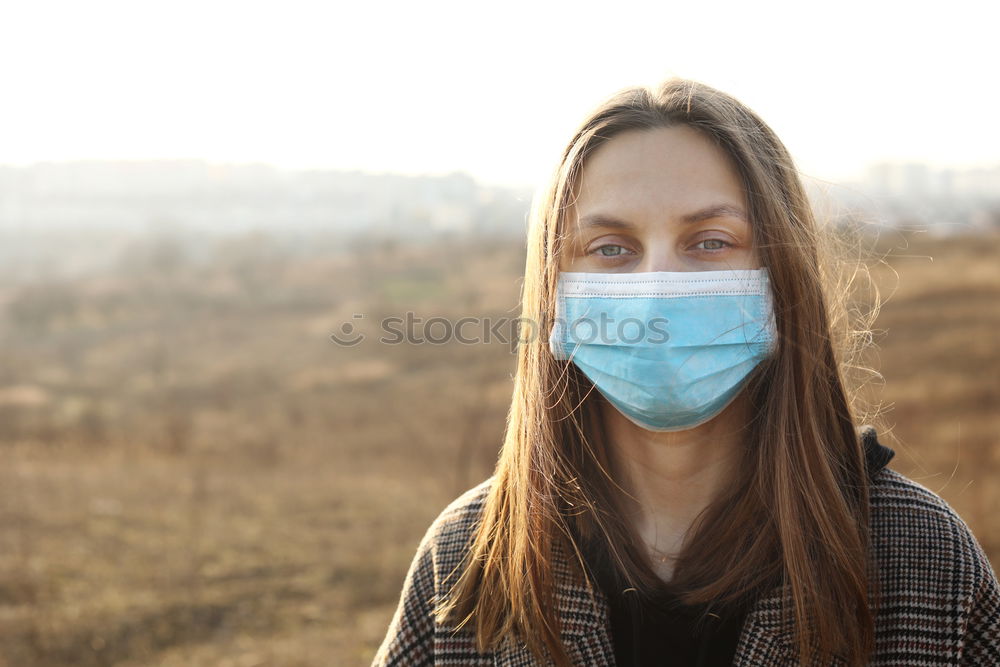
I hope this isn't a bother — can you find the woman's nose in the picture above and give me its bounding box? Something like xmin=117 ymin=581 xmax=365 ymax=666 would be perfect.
xmin=636 ymin=241 xmax=686 ymax=272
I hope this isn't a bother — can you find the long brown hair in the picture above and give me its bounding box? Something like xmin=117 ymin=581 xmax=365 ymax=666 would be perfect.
xmin=434 ymin=77 xmax=878 ymax=666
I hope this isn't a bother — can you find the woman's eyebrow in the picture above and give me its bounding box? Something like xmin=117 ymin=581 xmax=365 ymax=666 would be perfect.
xmin=681 ymin=203 xmax=748 ymax=224
xmin=578 ymin=203 xmax=748 ymax=229
xmin=577 ymin=214 xmax=635 ymax=230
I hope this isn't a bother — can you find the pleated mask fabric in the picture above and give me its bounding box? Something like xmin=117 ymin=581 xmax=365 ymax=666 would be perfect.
xmin=549 ymin=269 xmax=777 ymax=431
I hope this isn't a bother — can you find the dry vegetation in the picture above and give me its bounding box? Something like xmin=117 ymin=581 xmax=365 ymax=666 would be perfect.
xmin=0 ymin=229 xmax=996 ymax=666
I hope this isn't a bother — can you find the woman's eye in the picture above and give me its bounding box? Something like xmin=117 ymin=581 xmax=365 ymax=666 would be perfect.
xmin=594 ymin=244 xmax=630 ymax=257
xmin=695 ymin=238 xmax=730 ymax=251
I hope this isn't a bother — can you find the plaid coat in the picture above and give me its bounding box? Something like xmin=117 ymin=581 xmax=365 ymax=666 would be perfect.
xmin=373 ymin=435 xmax=1000 ymax=665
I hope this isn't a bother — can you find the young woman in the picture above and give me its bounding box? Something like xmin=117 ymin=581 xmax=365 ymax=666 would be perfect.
xmin=372 ymin=78 xmax=1000 ymax=666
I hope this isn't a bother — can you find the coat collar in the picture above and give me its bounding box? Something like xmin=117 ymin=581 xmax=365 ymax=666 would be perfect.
xmin=495 ymin=539 xmax=800 ymax=666
xmin=493 ymin=565 xmax=797 ymax=665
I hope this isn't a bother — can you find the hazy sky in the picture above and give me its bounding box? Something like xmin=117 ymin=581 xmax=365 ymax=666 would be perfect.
xmin=1 ymin=0 xmax=996 ymax=189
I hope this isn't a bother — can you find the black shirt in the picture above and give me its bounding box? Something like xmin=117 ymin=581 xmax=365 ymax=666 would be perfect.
xmin=592 ymin=430 xmax=895 ymax=667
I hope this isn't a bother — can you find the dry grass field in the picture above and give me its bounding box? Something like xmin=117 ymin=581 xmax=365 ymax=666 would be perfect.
xmin=0 ymin=229 xmax=996 ymax=666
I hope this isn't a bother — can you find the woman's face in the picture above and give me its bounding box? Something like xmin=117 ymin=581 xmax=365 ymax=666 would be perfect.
xmin=560 ymin=125 xmax=759 ymax=273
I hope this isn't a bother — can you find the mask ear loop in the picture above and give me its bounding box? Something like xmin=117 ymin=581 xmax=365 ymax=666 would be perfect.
xmin=760 ymin=277 xmax=779 ymax=356
xmin=549 ymin=277 xmax=568 ymax=360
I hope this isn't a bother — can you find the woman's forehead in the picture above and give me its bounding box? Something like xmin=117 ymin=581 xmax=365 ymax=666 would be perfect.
xmin=571 ymin=126 xmax=747 ymax=222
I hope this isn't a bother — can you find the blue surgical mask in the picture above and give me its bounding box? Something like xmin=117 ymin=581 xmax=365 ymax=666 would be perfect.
xmin=548 ymin=268 xmax=777 ymax=431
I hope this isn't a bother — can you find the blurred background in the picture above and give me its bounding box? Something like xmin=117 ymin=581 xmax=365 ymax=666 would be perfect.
xmin=0 ymin=1 xmax=997 ymax=665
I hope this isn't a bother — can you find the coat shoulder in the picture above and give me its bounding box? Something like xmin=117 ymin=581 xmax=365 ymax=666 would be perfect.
xmin=870 ymin=468 xmax=980 ymax=544
xmin=425 ymin=476 xmax=494 ymax=552
xmin=371 ymin=477 xmax=497 ymax=666
xmin=868 ymin=467 xmax=988 ymax=567
xmin=436 ymin=475 xmax=495 ymax=527
xmin=414 ymin=476 xmax=496 ymax=590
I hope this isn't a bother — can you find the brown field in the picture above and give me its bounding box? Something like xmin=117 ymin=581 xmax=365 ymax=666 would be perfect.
xmin=0 ymin=229 xmax=997 ymax=666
